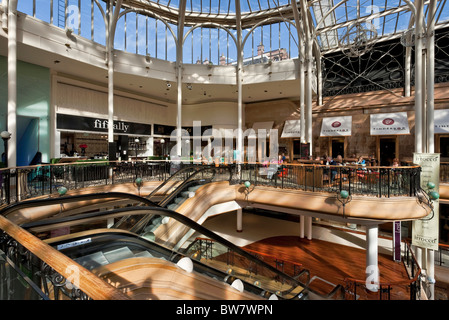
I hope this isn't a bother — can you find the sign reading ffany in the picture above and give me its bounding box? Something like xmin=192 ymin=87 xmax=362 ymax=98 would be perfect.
xmin=94 ymin=119 xmax=129 ymax=133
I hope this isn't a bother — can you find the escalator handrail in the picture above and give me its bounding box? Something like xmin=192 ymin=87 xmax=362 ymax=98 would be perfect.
xmin=146 ymin=164 xmax=203 ymax=200
xmin=0 ymin=191 xmax=160 ymax=218
xmin=158 ymin=165 xmax=232 ymax=208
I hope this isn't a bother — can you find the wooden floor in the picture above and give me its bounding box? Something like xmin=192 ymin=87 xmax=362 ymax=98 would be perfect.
xmin=242 ymin=235 xmax=413 ymax=300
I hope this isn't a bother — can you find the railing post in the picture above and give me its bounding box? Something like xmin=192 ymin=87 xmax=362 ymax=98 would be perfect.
xmin=387 ymin=168 xmax=391 ymax=198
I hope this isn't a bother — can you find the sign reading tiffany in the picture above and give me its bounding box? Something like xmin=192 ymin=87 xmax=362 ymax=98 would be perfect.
xmin=169 ymin=121 xmax=279 ymax=164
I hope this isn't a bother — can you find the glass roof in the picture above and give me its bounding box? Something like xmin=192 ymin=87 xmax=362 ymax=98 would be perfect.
xmin=16 ymin=0 xmax=449 ymax=59
xmin=135 ymin=0 xmax=449 ymax=52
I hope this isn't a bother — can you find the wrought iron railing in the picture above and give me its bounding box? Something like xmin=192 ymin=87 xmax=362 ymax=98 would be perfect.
xmin=0 ymin=161 xmax=422 ymax=206
xmin=235 ymin=162 xmax=422 ymax=198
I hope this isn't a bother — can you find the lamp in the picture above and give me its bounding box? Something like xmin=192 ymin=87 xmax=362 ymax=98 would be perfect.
xmin=57 ymin=186 xmax=67 ymax=213
xmin=134 ymin=177 xmax=143 ymax=196
xmin=336 ymin=190 xmax=352 ymax=219
xmin=134 ymin=137 xmax=140 ymax=159
xmin=57 ymin=186 xmax=68 ymax=196
xmin=1 ymin=131 xmax=11 ymax=167
xmin=426 ymin=182 xmax=440 ymax=200
xmin=417 ymin=181 xmax=439 ymax=221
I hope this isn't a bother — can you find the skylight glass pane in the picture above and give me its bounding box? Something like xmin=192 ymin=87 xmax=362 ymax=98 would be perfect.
xmin=396 ymin=10 xmax=411 ymax=32
xmin=167 ymin=23 xmax=177 ymax=62
xmin=241 ymin=0 xmax=251 ymax=13
xmin=18 ymin=0 xmax=33 ymax=16
xmin=115 ymin=14 xmax=125 ymax=51
xmin=382 ymin=12 xmax=398 ymax=35
xmin=345 ymin=0 xmax=359 ymax=21
xmin=35 ymin=0 xmax=51 ymax=24
xmin=137 ymin=15 xmax=147 ymax=56
xmin=437 ymin=0 xmax=449 ymax=23
xmin=93 ymin=1 xmax=106 ymax=46
xmin=126 ymin=12 xmax=137 ymax=53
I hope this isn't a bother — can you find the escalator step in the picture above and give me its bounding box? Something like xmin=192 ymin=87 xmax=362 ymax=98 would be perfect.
xmin=74 ymin=251 xmax=109 ymax=270
xmin=168 ymin=203 xmax=179 ymax=211
xmin=103 ymin=247 xmax=134 ymax=264
xmin=134 ymin=251 xmax=154 ymax=258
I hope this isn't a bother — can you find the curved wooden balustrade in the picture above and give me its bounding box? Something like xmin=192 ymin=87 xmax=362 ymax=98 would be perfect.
xmin=0 ymin=215 xmax=130 ymax=300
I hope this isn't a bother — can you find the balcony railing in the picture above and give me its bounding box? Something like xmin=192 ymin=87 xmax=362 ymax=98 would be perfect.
xmin=0 ymin=160 xmax=422 ymax=206
xmin=236 ymin=162 xmax=422 ymax=198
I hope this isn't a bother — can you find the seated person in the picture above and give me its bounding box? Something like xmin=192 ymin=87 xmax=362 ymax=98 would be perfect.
xmin=356 ymin=155 xmax=366 ymax=165
xmin=392 ymin=158 xmax=400 ymax=168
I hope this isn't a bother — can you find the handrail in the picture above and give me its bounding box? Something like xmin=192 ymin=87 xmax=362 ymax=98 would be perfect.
xmin=0 ymin=159 xmax=423 ymax=172
xmin=0 ymin=215 xmax=130 ymax=300
xmin=146 ymin=164 xmax=202 ymax=200
xmin=158 ymin=165 xmax=232 ymax=207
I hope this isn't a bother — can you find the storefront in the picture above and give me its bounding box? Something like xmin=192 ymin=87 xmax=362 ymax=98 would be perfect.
xmin=370 ymin=112 xmax=410 ymax=166
xmin=320 ymin=116 xmax=352 ymax=159
xmin=56 ymin=114 xmax=152 ymax=161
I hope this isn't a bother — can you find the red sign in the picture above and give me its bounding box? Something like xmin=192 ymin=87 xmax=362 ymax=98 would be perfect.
xmin=331 ymin=121 xmax=341 ymax=128
xmin=382 ymin=118 xmax=395 ymax=125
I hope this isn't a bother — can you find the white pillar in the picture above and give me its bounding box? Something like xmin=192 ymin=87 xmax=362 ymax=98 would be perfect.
xmin=414 ymin=0 xmax=424 ymax=154
xmin=415 ymin=246 xmax=422 ymax=267
xmin=426 ymin=0 xmax=436 ymax=154
xmin=236 ymin=208 xmax=243 ymax=232
xmin=366 ymin=224 xmax=379 ymax=292
xmin=7 ymin=0 xmax=18 ymax=168
xmin=305 ymin=216 xmax=312 ymax=240
xmin=299 ymin=215 xmax=305 ymax=238
xmin=176 ymin=0 xmax=186 ymax=157
xmin=427 ymin=249 xmax=435 ymax=299
xmin=235 ymin=0 xmax=243 ymax=164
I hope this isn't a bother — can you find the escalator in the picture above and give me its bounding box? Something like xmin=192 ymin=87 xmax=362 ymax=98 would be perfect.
xmin=12 ymin=193 xmax=310 ymax=300
xmin=44 ymin=229 xmax=275 ymax=299
xmin=128 ymin=165 xmax=233 ymax=236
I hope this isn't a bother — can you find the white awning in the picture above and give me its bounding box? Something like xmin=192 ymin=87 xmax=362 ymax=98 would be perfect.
xmin=281 ymin=120 xmax=301 ymax=138
xmin=434 ymin=109 xmax=449 ymax=133
xmin=370 ymin=112 xmax=410 ymax=135
xmin=320 ymin=116 xmax=352 ymax=136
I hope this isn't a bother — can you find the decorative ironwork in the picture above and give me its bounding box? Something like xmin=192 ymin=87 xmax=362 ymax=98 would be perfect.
xmin=338 ymin=22 xmax=378 ymax=58
xmin=0 ymin=233 xmax=91 ymax=300
xmin=323 ymin=39 xmax=405 ymax=98
xmin=400 ymin=28 xmax=415 ymax=47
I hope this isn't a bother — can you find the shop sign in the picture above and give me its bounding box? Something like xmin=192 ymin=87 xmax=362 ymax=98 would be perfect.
xmin=412 ymin=153 xmax=440 ymax=251
xmin=57 ymin=114 xmax=151 ymax=135
xmin=370 ymin=112 xmax=410 ymax=135
xmin=434 ymin=109 xmax=449 ymax=133
xmin=320 ymin=116 xmax=352 ymax=136
xmin=281 ymin=120 xmax=302 ymax=138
